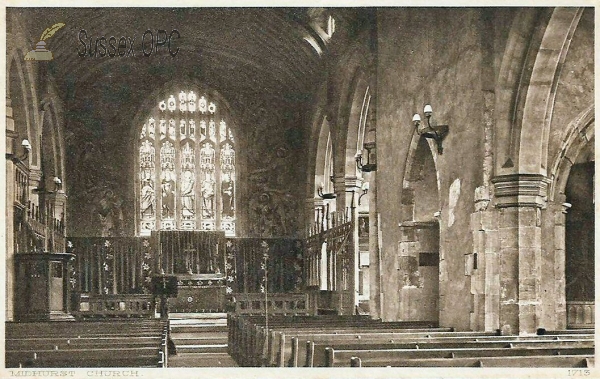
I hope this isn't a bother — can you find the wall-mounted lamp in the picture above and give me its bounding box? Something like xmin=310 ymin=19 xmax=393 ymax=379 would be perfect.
xmin=413 ymin=104 xmax=449 ymax=154
xmin=358 ymin=182 xmax=369 ymax=205
xmin=35 ymin=176 xmax=62 ymax=195
xmin=317 ymin=176 xmax=337 ymax=199
xmin=6 ymin=139 xmax=32 ymax=164
xmin=355 ymin=141 xmax=377 ymax=172
xmin=53 ymin=177 xmax=63 ymax=192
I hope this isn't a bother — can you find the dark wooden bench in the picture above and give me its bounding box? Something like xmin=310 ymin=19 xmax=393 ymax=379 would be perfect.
xmin=346 ymin=354 xmax=592 ymax=367
xmin=269 ymin=327 xmax=455 ymax=367
xmin=5 ymin=320 xmax=168 ymax=368
xmin=228 ymin=313 xmax=442 ymax=366
xmin=303 ymin=336 xmax=595 ymax=367
xmin=324 ymin=346 xmax=595 ymax=367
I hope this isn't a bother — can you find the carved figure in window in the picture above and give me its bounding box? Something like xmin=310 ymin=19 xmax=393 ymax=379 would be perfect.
xmin=162 ymin=171 xmax=175 ymax=219
xmin=201 ymin=174 xmax=215 ymax=218
xmin=181 ymin=170 xmax=195 ymax=218
xmin=222 ymin=173 xmax=234 ymax=218
xmin=140 ymin=178 xmax=155 ymax=218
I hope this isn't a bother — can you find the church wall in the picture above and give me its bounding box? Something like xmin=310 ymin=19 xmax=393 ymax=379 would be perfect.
xmin=377 ymin=8 xmax=489 ymax=329
xmin=65 ymin=79 xmax=307 ymax=239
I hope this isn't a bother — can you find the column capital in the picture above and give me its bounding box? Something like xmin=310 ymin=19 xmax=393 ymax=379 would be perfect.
xmin=331 ymin=174 xmax=347 ymax=193
xmin=344 ymin=175 xmax=364 ymax=190
xmin=47 ymin=191 xmax=68 ymax=205
xmin=491 ymin=174 xmax=551 ymax=209
xmin=28 ymin=168 xmax=43 ymax=186
xmin=307 ymin=197 xmax=325 ymax=207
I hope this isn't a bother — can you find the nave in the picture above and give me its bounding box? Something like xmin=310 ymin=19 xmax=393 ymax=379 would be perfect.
xmin=4 ymin=6 xmax=595 ymax=372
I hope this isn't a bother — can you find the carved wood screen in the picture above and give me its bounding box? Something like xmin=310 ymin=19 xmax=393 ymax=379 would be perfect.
xmin=68 ymin=237 xmax=156 ymax=295
xmin=154 ymin=230 xmax=225 ymax=276
xmin=305 ymin=216 xmax=356 ymax=315
xmin=225 ymin=238 xmax=303 ymax=294
xmin=69 ymin=235 xmax=303 ymax=299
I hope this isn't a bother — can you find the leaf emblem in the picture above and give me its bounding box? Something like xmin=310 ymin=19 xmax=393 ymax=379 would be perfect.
xmin=40 ymin=23 xmax=65 ymax=41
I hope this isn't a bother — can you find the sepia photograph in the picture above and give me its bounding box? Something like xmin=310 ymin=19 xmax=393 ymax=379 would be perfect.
xmin=2 ymin=3 xmax=596 ymax=378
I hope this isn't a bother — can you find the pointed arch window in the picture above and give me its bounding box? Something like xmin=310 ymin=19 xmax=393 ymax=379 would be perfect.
xmin=138 ymin=90 xmax=236 ymax=236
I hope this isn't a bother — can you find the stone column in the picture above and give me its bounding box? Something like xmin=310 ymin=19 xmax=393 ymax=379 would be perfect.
xmin=305 ymin=197 xmax=323 ymax=235
xmin=6 ymin=96 xmax=16 ymax=321
xmin=331 ymin=174 xmax=346 ymax=214
xmin=345 ymin=175 xmax=362 ymax=311
xmin=492 ymin=174 xmax=551 ymax=334
xmin=539 ymin=198 xmax=568 ymax=330
xmin=469 ymin=186 xmax=500 ymax=332
xmin=368 ymin=168 xmax=381 ymax=319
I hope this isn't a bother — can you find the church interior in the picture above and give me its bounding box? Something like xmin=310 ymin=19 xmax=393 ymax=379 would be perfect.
xmin=4 ymin=6 xmax=595 ymax=369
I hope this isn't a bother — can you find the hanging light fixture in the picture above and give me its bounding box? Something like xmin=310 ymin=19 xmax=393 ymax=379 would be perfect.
xmin=412 ymin=104 xmax=449 ymax=154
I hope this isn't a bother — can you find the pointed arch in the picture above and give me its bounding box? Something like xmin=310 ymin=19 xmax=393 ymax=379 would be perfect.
xmin=495 ymin=7 xmax=585 ymax=176
xmin=134 ymin=82 xmax=238 ymax=237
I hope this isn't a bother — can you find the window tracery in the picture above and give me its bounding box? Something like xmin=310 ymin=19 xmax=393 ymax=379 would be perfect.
xmin=138 ymin=90 xmax=236 ymax=236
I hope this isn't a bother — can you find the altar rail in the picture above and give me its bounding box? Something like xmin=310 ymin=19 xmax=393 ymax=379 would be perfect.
xmin=71 ymin=293 xmax=156 ymax=319
xmin=567 ymin=301 xmax=595 ymax=329
xmin=233 ymin=293 xmax=309 ymax=315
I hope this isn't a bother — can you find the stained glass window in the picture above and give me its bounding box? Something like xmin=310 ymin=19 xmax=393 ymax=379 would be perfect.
xmin=138 ymin=90 xmax=236 ymax=236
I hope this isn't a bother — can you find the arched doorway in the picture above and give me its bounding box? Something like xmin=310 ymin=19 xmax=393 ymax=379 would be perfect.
xmin=398 ymin=137 xmax=440 ymax=322
xmin=564 ymin=142 xmax=594 ymax=328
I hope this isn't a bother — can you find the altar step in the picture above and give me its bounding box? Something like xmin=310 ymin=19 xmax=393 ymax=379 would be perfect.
xmin=168 ymin=313 xmax=237 ymax=367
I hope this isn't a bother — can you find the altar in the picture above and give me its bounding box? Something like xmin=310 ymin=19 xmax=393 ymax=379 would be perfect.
xmin=169 ymin=273 xmax=227 ymax=313
xmin=154 ymin=230 xmax=228 ymax=313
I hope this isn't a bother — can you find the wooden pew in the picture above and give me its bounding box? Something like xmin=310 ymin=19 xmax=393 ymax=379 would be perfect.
xmin=344 ymin=354 xmax=592 ymax=368
xmin=228 ymin=313 xmax=407 ymax=365
xmin=5 ymin=320 xmax=168 ymax=368
xmin=324 ymin=346 xmax=595 ymax=367
xmin=228 ymin=313 xmax=390 ymax=366
xmin=6 ymin=347 xmax=163 ymax=368
xmin=228 ymin=313 xmax=444 ymax=366
xmin=269 ymin=327 xmax=454 ymax=367
xmin=303 ymin=333 xmax=595 ymax=367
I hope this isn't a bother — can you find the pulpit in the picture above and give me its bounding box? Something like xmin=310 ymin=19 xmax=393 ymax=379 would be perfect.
xmin=14 ymin=252 xmax=75 ymax=321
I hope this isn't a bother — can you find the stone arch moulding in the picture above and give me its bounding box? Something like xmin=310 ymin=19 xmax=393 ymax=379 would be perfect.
xmin=548 ymin=104 xmax=594 ymax=203
xmin=305 ymin=82 xmax=329 ymax=200
xmin=341 ymin=68 xmax=371 ymax=179
xmin=7 ymin=52 xmax=40 ymax=168
xmin=494 ymin=7 xmax=584 ymax=177
xmin=518 ymin=7 xmax=584 ymax=176
xmin=401 ymin=130 xmax=441 ymax=208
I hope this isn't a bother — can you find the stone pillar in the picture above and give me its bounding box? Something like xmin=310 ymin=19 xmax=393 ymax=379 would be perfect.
xmin=305 ymin=197 xmax=323 ymax=235
xmin=345 ymin=176 xmax=362 ymax=310
xmin=469 ymin=186 xmax=500 ymax=332
xmin=6 ymin=96 xmax=16 ymax=321
xmin=539 ymin=198 xmax=568 ymax=330
xmin=331 ymin=174 xmax=346 ymax=212
xmin=491 ymin=174 xmax=551 ymax=334
xmin=368 ymin=169 xmax=381 ymax=319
